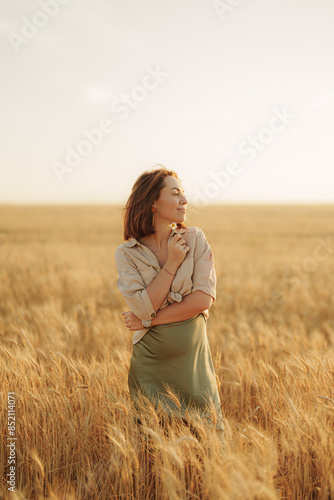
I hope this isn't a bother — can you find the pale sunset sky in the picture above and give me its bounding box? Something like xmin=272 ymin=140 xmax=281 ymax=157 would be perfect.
xmin=1 ymin=0 xmax=333 ymax=204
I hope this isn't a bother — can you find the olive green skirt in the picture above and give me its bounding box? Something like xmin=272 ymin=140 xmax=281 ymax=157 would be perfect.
xmin=128 ymin=312 xmax=225 ymax=434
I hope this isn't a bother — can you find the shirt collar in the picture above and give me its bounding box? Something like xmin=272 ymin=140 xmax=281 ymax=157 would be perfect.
xmin=124 ymin=227 xmax=186 ymax=248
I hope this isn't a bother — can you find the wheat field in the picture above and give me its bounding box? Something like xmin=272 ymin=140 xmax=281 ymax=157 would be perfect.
xmin=1 ymin=204 xmax=334 ymax=500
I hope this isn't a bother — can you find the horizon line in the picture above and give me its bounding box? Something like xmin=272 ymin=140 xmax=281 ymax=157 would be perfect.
xmin=1 ymin=201 xmax=334 ymax=207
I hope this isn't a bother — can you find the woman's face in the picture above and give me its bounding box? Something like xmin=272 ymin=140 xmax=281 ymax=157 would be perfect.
xmin=153 ymin=176 xmax=188 ymax=223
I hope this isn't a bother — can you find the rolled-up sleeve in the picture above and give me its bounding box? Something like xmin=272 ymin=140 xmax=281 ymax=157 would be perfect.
xmin=115 ymin=247 xmax=156 ymax=320
xmin=191 ymin=228 xmax=217 ymax=302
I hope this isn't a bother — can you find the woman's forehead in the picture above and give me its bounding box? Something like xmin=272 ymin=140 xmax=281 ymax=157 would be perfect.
xmin=164 ymin=178 xmax=184 ymax=191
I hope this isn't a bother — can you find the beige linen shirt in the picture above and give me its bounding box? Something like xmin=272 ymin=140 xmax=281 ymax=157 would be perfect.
xmin=115 ymin=226 xmax=217 ymax=345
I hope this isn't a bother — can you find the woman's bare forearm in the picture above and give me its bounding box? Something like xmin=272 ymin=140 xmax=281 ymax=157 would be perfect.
xmin=151 ymin=291 xmax=212 ymax=326
xmin=145 ymin=260 xmax=178 ymax=313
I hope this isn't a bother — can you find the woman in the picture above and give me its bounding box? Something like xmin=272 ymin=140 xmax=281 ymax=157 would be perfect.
xmin=115 ymin=166 xmax=225 ymax=443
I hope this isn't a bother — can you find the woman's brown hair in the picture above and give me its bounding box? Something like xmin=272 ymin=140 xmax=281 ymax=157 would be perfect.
xmin=121 ymin=165 xmax=187 ymax=241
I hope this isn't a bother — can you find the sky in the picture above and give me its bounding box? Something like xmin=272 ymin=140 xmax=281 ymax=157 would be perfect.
xmin=1 ymin=0 xmax=334 ymax=205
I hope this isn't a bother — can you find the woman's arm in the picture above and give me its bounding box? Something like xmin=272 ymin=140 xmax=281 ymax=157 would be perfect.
xmin=115 ymin=247 xmax=178 ymax=321
xmin=145 ymin=260 xmax=178 ymax=314
xmin=151 ymin=291 xmax=213 ymax=326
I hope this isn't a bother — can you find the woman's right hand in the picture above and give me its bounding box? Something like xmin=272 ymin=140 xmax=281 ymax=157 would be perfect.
xmin=166 ymin=233 xmax=190 ymax=272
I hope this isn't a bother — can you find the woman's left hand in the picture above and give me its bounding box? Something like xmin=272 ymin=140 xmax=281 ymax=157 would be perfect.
xmin=121 ymin=311 xmax=144 ymax=331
